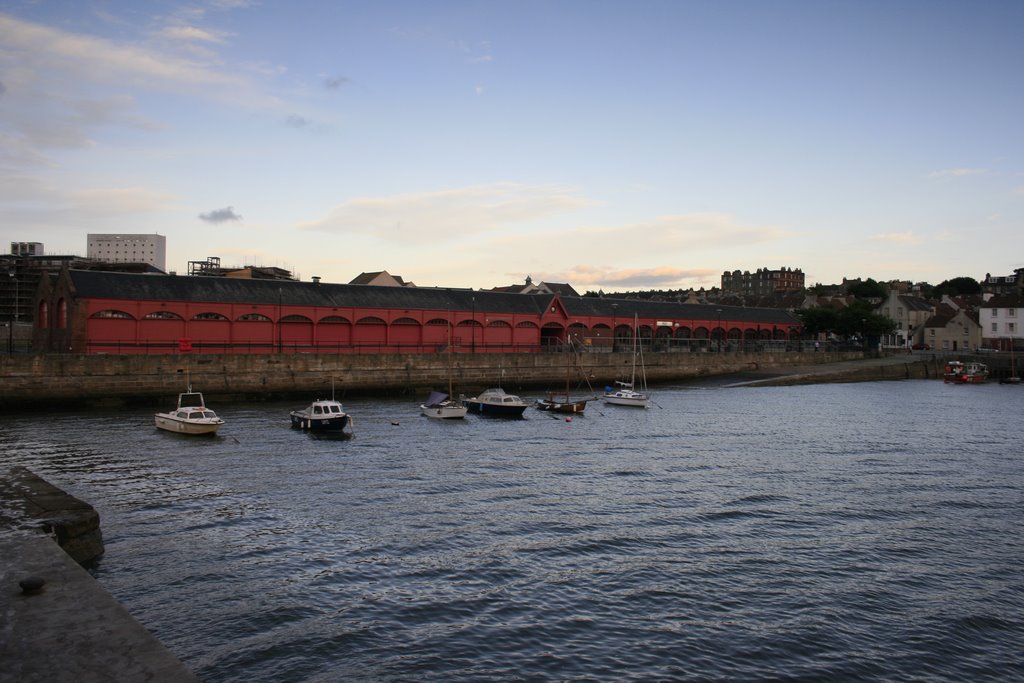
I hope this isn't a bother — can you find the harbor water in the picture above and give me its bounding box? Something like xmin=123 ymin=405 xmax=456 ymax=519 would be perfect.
xmin=1 ymin=380 xmax=1022 ymax=681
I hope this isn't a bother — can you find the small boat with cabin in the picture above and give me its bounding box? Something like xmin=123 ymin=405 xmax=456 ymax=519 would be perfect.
xmin=154 ymin=388 xmax=224 ymax=435
xmin=464 ymin=387 xmax=529 ymax=417
xmin=290 ymin=398 xmax=351 ymax=431
xmin=943 ymin=360 xmax=989 ymax=384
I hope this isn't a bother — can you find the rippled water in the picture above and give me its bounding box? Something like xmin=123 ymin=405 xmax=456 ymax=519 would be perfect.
xmin=2 ymin=380 xmax=1022 ymax=681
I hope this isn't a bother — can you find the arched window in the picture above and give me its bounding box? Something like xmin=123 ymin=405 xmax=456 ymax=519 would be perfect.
xmin=90 ymin=309 xmax=135 ymax=319
xmin=38 ymin=301 xmax=49 ymax=329
xmin=237 ymin=313 xmax=272 ymax=322
xmin=192 ymin=312 xmax=229 ymax=321
xmin=318 ymin=315 xmax=351 ymax=324
xmin=281 ymin=314 xmax=313 ymax=323
xmin=57 ymin=298 xmax=67 ymax=329
xmin=143 ymin=311 xmax=184 ymax=320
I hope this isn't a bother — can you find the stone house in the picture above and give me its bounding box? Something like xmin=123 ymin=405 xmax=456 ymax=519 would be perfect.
xmin=874 ymin=291 xmax=934 ymax=348
xmin=921 ymin=305 xmax=982 ymax=352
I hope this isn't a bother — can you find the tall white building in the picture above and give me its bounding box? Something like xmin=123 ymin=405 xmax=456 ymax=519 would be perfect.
xmin=87 ymin=234 xmax=166 ymax=271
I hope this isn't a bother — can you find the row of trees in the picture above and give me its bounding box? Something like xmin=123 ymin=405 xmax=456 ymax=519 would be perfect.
xmin=794 ymin=300 xmax=895 ymax=341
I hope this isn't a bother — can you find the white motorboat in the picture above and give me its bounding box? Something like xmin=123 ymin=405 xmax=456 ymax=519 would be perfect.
xmin=154 ymin=389 xmax=224 ymax=435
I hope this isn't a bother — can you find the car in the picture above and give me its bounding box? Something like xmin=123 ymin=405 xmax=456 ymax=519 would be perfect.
xmin=911 ymin=343 xmax=931 ymax=350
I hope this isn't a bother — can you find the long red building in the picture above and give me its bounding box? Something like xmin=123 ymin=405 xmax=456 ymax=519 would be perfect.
xmin=33 ymin=269 xmax=802 ymax=355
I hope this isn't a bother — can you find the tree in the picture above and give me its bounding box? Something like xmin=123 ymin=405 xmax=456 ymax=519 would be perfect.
xmin=933 ymin=277 xmax=981 ymax=298
xmin=795 ymin=306 xmax=839 ymax=337
xmin=846 ymin=278 xmax=887 ymax=299
xmin=836 ymin=301 xmax=895 ymax=340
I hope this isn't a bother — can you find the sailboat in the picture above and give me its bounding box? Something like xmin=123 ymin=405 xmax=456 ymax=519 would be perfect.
xmin=604 ymin=314 xmax=649 ymax=407
xmin=535 ymin=338 xmax=597 ymax=414
xmin=421 ymin=322 xmax=468 ymax=418
xmin=1000 ymin=337 xmax=1020 ymax=384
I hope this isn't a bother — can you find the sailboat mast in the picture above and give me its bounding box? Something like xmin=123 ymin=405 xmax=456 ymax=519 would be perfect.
xmin=447 ymin=321 xmax=454 ymax=396
xmin=631 ymin=313 xmax=639 ymax=386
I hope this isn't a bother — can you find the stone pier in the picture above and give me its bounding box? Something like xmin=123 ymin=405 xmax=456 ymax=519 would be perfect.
xmin=1 ymin=467 xmax=199 ymax=682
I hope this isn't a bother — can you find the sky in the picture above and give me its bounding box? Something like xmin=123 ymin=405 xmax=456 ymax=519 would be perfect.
xmin=2 ymin=0 xmax=1022 ymax=292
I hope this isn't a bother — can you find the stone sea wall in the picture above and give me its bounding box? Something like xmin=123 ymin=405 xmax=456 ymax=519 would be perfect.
xmin=0 ymin=466 xmax=104 ymax=565
xmin=0 ymin=350 xmax=874 ymax=407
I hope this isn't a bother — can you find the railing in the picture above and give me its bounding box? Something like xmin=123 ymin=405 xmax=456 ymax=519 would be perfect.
xmin=77 ymin=338 xmax=857 ymax=355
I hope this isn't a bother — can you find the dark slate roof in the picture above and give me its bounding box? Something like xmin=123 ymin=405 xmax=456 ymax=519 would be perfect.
xmin=923 ymin=304 xmax=958 ymax=328
xmin=898 ymin=295 xmax=934 ymax=312
xmin=543 ymin=282 xmax=580 ymax=297
xmin=982 ymin=294 xmax=1024 ymax=308
xmin=67 ymin=270 xmax=801 ymax=325
xmin=562 ymin=296 xmax=801 ymax=325
xmin=68 ymin=270 xmax=548 ymax=315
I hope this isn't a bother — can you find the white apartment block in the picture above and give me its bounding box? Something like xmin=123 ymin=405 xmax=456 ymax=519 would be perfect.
xmin=980 ymin=294 xmax=1022 ymax=350
xmin=87 ymin=234 xmax=166 ymax=271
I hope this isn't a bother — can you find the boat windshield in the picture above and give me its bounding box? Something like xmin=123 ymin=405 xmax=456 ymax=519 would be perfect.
xmin=178 ymin=393 xmax=205 ymax=408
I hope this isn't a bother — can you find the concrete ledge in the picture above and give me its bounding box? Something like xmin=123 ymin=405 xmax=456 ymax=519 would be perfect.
xmin=1 ymin=466 xmax=104 ymax=565
xmin=0 ymin=533 xmax=199 ymax=683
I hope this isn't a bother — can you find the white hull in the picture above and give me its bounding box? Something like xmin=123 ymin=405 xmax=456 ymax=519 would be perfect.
xmin=421 ymin=403 xmax=469 ymax=419
xmin=603 ymin=390 xmax=648 ymax=407
xmin=155 ymin=390 xmax=224 ymax=435
xmin=154 ymin=414 xmax=222 ymax=435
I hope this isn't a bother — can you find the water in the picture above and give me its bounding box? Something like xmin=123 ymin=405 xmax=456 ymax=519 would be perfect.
xmin=2 ymin=380 xmax=1022 ymax=681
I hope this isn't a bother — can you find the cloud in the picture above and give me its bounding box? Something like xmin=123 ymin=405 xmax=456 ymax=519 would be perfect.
xmin=0 ymin=14 xmax=240 ymax=91
xmin=323 ymin=76 xmax=351 ymax=90
xmin=199 ymin=206 xmax=243 ymax=223
xmin=868 ymin=232 xmax=919 ymax=243
xmin=298 ymin=183 xmax=597 ymax=243
xmin=928 ymin=168 xmax=987 ymax=179
xmin=70 ymin=187 xmax=176 ymax=214
xmin=1014 ymin=185 xmax=1024 ymax=196
xmin=285 ymin=114 xmax=310 ymax=128
xmin=543 ymin=265 xmax=720 ymax=289
xmin=158 ymin=25 xmax=229 ymax=44
xmin=0 ymin=12 xmax=285 ymax=154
